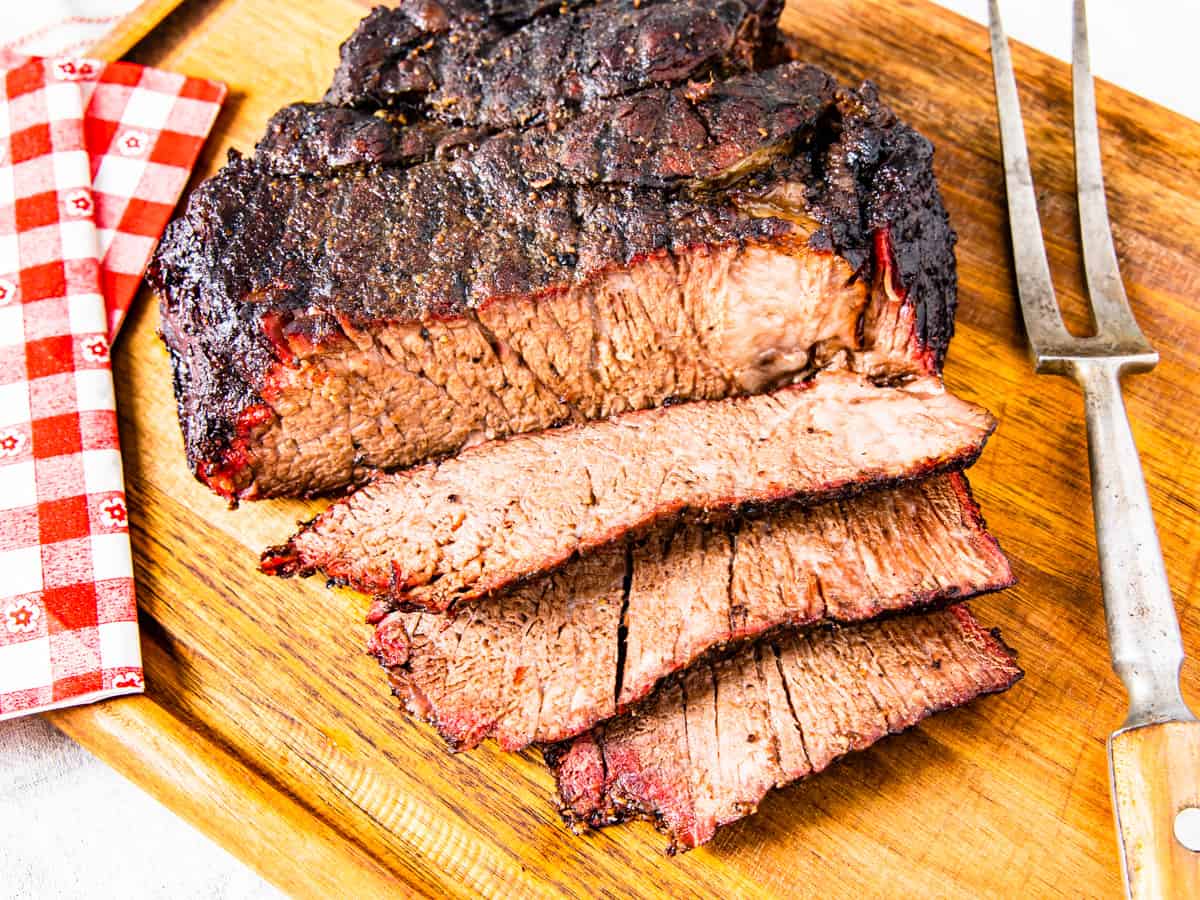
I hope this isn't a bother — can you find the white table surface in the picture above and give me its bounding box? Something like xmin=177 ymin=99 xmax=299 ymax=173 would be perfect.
xmin=1 ymin=1 xmax=1193 ymax=897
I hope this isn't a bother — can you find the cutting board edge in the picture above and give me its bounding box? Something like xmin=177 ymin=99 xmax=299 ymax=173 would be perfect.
xmin=45 ymin=696 xmax=433 ymax=899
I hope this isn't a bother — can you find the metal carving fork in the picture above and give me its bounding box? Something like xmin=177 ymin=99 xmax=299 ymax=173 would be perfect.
xmin=988 ymin=1 xmax=1200 ymax=895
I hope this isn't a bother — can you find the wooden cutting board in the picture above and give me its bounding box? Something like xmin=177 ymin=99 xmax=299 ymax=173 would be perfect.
xmin=87 ymin=0 xmax=188 ymax=61
xmin=47 ymin=0 xmax=1200 ymax=895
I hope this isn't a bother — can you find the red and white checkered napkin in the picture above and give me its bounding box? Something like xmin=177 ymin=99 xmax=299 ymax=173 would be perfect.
xmin=0 ymin=56 xmax=224 ymax=719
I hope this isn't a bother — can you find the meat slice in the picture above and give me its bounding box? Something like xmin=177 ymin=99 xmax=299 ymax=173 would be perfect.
xmin=257 ymin=59 xmax=837 ymax=180
xmin=548 ymin=605 xmax=1022 ymax=851
xmin=151 ymin=61 xmax=956 ymax=501
xmin=325 ymin=0 xmax=781 ymax=127
xmin=264 ymin=0 xmax=781 ymax=175
xmin=261 ymin=372 xmax=997 ymax=612
xmin=365 ymin=473 xmax=1013 ymax=750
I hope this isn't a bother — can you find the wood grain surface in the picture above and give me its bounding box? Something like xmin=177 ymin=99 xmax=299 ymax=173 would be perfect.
xmin=46 ymin=0 xmax=1200 ymax=895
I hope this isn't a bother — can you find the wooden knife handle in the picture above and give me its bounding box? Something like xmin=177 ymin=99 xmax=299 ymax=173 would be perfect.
xmin=1109 ymin=719 xmax=1200 ymax=898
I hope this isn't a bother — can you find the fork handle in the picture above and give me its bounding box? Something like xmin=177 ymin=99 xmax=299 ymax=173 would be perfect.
xmin=1077 ymin=359 xmax=1199 ymax=894
xmin=1110 ymin=720 xmax=1200 ymax=898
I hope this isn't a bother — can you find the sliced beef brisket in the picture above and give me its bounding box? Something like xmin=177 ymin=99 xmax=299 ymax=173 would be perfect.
xmin=261 ymin=372 xmax=996 ymax=612
xmin=366 ymin=473 xmax=1012 ymax=750
xmin=548 ymin=605 xmax=1021 ymax=851
xmin=151 ymin=58 xmax=956 ymax=501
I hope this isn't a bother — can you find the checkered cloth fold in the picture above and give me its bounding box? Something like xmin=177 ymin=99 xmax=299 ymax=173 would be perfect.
xmin=0 ymin=56 xmax=224 ymax=719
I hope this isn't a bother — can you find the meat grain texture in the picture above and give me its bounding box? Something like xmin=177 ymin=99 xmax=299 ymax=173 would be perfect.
xmin=548 ymin=605 xmax=1022 ymax=851
xmin=367 ymin=474 xmax=1013 ymax=750
xmin=262 ymin=372 xmax=997 ymax=612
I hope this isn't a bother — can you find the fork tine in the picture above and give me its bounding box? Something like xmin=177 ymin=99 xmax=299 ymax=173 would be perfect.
xmin=987 ymin=0 xmax=1073 ymax=357
xmin=1071 ymin=0 xmax=1152 ymax=347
